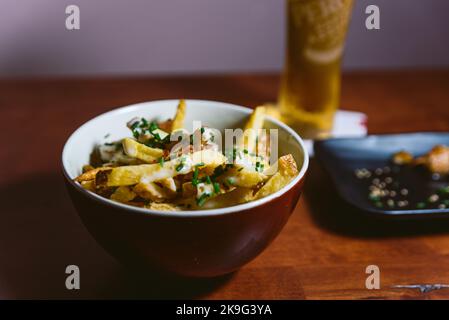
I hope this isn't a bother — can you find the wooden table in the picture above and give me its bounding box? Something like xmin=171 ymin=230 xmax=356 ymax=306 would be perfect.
xmin=1 ymin=70 xmax=449 ymax=299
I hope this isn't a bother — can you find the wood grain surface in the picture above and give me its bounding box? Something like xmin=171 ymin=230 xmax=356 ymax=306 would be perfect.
xmin=1 ymin=70 xmax=449 ymax=299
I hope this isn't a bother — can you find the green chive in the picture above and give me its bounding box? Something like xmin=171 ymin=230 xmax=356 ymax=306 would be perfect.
xmin=192 ymin=167 xmax=199 ymax=186
xmin=213 ymin=182 xmax=220 ymax=194
xmin=243 ymin=149 xmax=248 ymax=154
xmin=238 ymin=167 xmax=244 ymax=172
xmin=211 ymin=165 xmax=225 ymax=179
xmin=205 ymin=176 xmax=212 ymax=184
xmin=158 ymin=157 xmax=164 ymax=167
xmin=175 ymin=159 xmax=185 ymax=172
xmin=197 ymin=193 xmax=209 ymax=206
xmin=131 ymin=122 xmax=139 ymax=130
xmin=226 ymin=177 xmax=235 ymax=186
xmin=200 ymin=127 xmax=205 ymax=134
xmin=195 ymin=162 xmax=205 ymax=167
xmin=149 ymin=122 xmax=158 ymax=132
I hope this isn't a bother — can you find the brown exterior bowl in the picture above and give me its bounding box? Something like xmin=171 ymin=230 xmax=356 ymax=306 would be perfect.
xmin=62 ymin=100 xmax=309 ymax=277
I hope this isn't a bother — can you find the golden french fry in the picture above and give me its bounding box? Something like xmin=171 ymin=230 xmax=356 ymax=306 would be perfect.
xmin=171 ymin=99 xmax=186 ymax=132
xmin=146 ymin=202 xmax=180 ymax=211
xmin=223 ymin=167 xmax=267 ymax=188
xmin=254 ymin=154 xmax=298 ymax=200
xmin=182 ymin=182 xmax=196 ymax=198
xmin=82 ymin=164 xmax=95 ymax=173
xmin=105 ymin=150 xmax=227 ymax=187
xmin=110 ymin=186 xmax=136 ymax=203
xmin=202 ymin=187 xmax=254 ymax=209
xmin=134 ymin=182 xmax=174 ymax=201
xmin=158 ymin=178 xmax=177 ymax=193
xmin=240 ymin=106 xmax=266 ymax=153
xmin=75 ymin=167 xmax=112 ymax=182
xmin=80 ymin=180 xmax=95 ymax=191
xmin=122 ymin=138 xmax=164 ymax=163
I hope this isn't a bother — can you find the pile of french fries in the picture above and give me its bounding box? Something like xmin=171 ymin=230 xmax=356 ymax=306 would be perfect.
xmin=75 ymin=100 xmax=299 ymax=211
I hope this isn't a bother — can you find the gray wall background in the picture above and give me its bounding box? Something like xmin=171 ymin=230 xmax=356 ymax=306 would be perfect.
xmin=0 ymin=0 xmax=448 ymax=77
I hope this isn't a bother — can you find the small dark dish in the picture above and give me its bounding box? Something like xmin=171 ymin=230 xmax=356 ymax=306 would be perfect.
xmin=315 ymin=132 xmax=449 ymax=217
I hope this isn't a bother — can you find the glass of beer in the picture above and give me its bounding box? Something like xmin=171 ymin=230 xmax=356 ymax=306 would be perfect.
xmin=278 ymin=0 xmax=354 ymax=139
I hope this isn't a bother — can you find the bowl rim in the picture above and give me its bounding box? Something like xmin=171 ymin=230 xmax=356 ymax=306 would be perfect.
xmin=62 ymin=99 xmax=309 ymax=218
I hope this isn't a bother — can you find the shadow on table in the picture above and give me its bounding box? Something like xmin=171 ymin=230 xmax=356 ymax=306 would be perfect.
xmin=305 ymin=159 xmax=449 ymax=238
xmin=0 ymin=172 xmax=232 ymax=299
xmin=101 ymin=266 xmax=234 ymax=299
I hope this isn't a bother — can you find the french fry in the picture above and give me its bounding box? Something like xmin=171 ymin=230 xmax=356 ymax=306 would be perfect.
xmin=82 ymin=164 xmax=95 ymax=173
xmin=202 ymin=187 xmax=254 ymax=209
xmin=110 ymin=186 xmax=136 ymax=203
xmin=80 ymin=180 xmax=95 ymax=192
xmin=122 ymin=138 xmax=164 ymax=163
xmin=223 ymin=167 xmax=267 ymax=188
xmin=146 ymin=202 xmax=180 ymax=211
xmin=254 ymin=154 xmax=298 ymax=200
xmin=75 ymin=167 xmax=112 ymax=182
xmin=158 ymin=177 xmax=177 ymax=193
xmin=104 ymin=150 xmax=227 ymax=187
xmin=240 ymin=106 xmax=265 ymax=153
xmin=182 ymin=182 xmax=196 ymax=198
xmin=133 ymin=182 xmax=174 ymax=201
xmin=171 ymin=99 xmax=186 ymax=132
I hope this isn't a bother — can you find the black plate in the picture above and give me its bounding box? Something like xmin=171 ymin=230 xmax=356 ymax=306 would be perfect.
xmin=314 ymin=132 xmax=449 ymax=217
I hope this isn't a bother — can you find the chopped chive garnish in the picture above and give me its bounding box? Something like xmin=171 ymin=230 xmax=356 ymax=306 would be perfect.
xmin=175 ymin=158 xmax=185 ymax=172
xmin=197 ymin=193 xmax=209 ymax=207
xmin=243 ymin=149 xmax=248 ymax=154
xmin=158 ymin=157 xmax=164 ymax=167
xmin=200 ymin=127 xmax=205 ymax=134
xmin=238 ymin=167 xmax=244 ymax=172
xmin=149 ymin=122 xmax=158 ymax=132
xmin=131 ymin=122 xmax=139 ymax=130
xmin=213 ymin=182 xmax=220 ymax=194
xmin=255 ymin=161 xmax=264 ymax=172
xmin=153 ymin=133 xmax=161 ymax=141
xmin=195 ymin=162 xmax=205 ymax=167
xmin=205 ymin=176 xmax=212 ymax=184
xmin=226 ymin=177 xmax=235 ymax=186
xmin=192 ymin=167 xmax=199 ymax=186
xmin=211 ymin=165 xmax=225 ymax=179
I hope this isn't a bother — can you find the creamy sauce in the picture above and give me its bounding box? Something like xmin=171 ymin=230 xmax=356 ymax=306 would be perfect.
xmin=196 ymin=182 xmax=214 ymax=199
